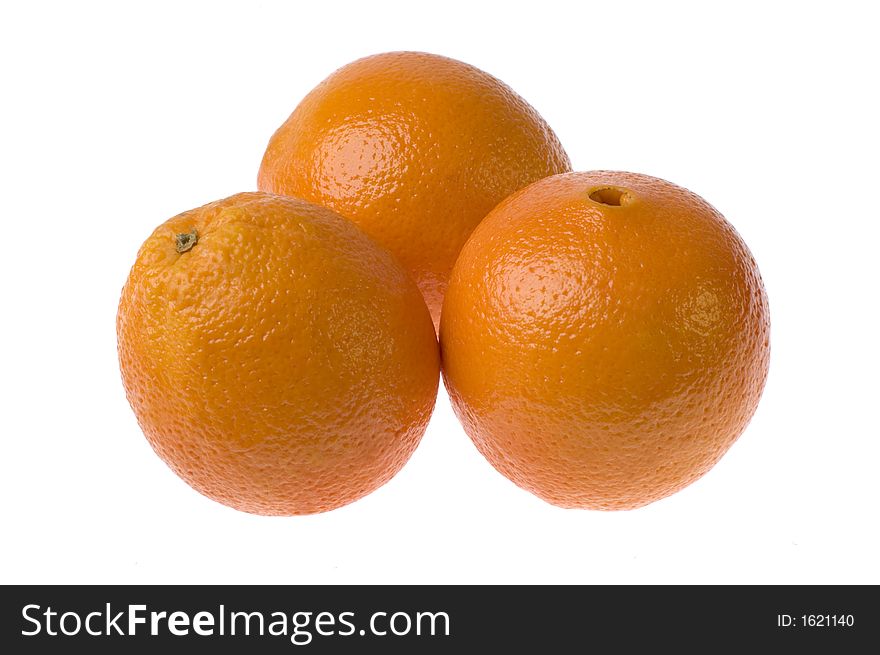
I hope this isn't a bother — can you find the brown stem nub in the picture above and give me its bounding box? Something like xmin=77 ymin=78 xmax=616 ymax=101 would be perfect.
xmin=175 ymin=230 xmax=198 ymax=253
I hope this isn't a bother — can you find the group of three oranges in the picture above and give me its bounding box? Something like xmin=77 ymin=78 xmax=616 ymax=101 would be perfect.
xmin=117 ymin=52 xmax=769 ymax=515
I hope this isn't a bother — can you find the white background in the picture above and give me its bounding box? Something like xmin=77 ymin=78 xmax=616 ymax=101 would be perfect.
xmin=1 ymin=1 xmax=877 ymax=584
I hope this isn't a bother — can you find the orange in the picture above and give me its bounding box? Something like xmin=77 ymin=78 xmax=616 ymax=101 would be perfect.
xmin=440 ymin=171 xmax=770 ymax=510
xmin=258 ymin=51 xmax=571 ymax=327
xmin=117 ymin=192 xmax=439 ymax=515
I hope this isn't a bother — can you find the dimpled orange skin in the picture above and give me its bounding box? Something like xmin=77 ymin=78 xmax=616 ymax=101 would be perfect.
xmin=258 ymin=51 xmax=572 ymax=327
xmin=117 ymin=192 xmax=439 ymax=516
xmin=440 ymin=172 xmax=770 ymax=510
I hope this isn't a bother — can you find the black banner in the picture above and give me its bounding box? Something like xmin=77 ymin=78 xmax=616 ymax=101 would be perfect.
xmin=1 ymin=585 xmax=875 ymax=652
